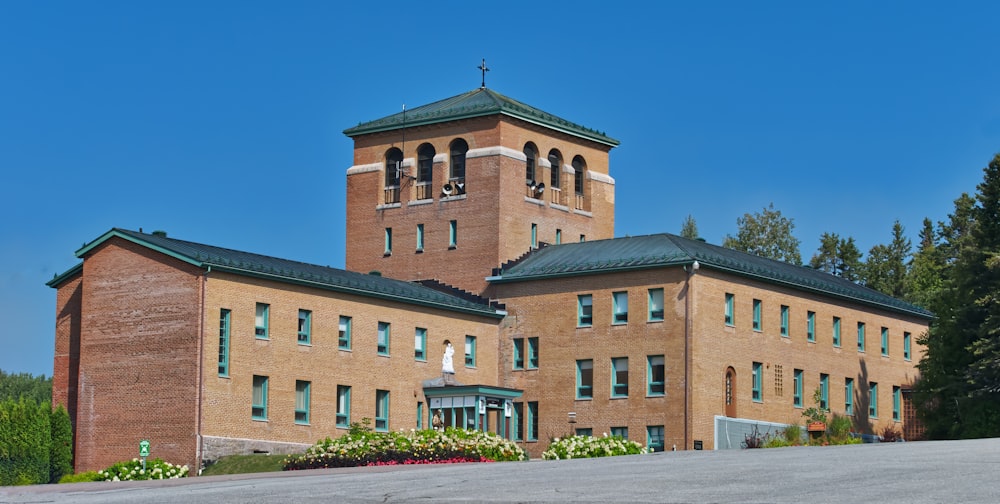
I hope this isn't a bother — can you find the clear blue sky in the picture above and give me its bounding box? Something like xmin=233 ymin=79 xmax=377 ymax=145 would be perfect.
xmin=2 ymin=1 xmax=998 ymax=376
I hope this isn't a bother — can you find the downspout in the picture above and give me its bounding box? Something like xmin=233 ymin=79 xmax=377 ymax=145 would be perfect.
xmin=684 ymin=261 xmax=699 ymax=450
xmin=195 ymin=265 xmax=210 ymax=472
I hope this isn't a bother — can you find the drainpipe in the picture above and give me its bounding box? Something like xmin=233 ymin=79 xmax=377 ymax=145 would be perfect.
xmin=684 ymin=260 xmax=699 ymax=450
xmin=195 ymin=266 xmax=210 ymax=471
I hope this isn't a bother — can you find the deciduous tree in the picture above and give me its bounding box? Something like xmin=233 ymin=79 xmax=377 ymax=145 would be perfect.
xmin=723 ymin=203 xmax=802 ymax=264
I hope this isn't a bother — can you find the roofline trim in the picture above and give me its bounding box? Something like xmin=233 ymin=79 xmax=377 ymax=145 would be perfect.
xmin=46 ymin=262 xmax=83 ymax=288
xmin=75 ymin=229 xmax=204 ymax=268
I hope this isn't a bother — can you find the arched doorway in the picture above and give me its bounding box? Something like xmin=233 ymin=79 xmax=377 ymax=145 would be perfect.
xmin=725 ymin=367 xmax=737 ymax=418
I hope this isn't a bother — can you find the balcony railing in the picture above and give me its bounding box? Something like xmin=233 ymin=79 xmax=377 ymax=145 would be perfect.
xmin=549 ymin=187 xmax=562 ymax=205
xmin=574 ymin=193 xmax=585 ymax=210
xmin=384 ymin=186 xmax=400 ymax=205
xmin=416 ymin=182 xmax=432 ymax=200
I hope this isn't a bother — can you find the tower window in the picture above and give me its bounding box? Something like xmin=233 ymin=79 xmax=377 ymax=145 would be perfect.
xmin=450 ymin=138 xmax=468 ymax=181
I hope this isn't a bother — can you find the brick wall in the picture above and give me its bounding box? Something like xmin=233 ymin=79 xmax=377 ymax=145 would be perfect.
xmin=52 ymin=273 xmax=82 ymax=434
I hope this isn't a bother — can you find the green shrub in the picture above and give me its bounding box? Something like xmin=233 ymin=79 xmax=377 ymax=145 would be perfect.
xmin=58 ymin=471 xmax=102 ymax=483
xmin=782 ymin=422 xmax=803 ymax=445
xmin=541 ymin=434 xmax=648 ymax=460
xmin=827 ymin=413 xmax=854 ymax=443
xmin=0 ymin=398 xmax=51 ymax=485
xmin=96 ymin=458 xmax=189 ymax=481
xmin=49 ymin=405 xmax=73 ymax=483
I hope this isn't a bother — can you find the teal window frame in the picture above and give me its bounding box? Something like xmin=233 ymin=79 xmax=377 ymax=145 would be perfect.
xmin=575 ymin=428 xmax=592 ymax=436
xmin=611 ymin=357 xmax=629 ymax=398
xmin=295 ymin=380 xmax=310 ymax=425
xmin=725 ymin=293 xmax=735 ymax=326
xmin=448 ymin=220 xmax=457 ymax=248
xmin=611 ymin=426 xmax=628 ymax=439
xmin=513 ymin=338 xmax=525 ymax=370
xmin=512 ymin=402 xmax=523 ymax=441
xmin=869 ymin=382 xmax=878 ymax=418
xmin=414 ymin=327 xmax=427 ymax=361
xmin=820 ymin=373 xmax=829 ymax=410
xmin=464 ymin=335 xmax=476 ymax=367
xmin=904 ymin=332 xmax=911 ymax=361
xmin=578 ymin=294 xmax=593 ymax=327
xmin=375 ymin=389 xmax=390 ymax=432
xmin=580 ymin=234 xmax=586 ymax=242
xmin=416 ymin=402 xmax=424 ymax=429
xmin=297 ymin=309 xmax=311 ymax=345
xmin=647 ymin=355 xmax=665 ymax=396
xmin=858 ymin=322 xmax=866 ymax=352
xmin=555 ymin=228 xmax=562 ymax=245
xmin=612 ymin=291 xmax=628 ymax=324
xmin=218 ymin=309 xmax=231 ymax=377
xmin=336 ymin=385 xmax=351 ymax=428
xmin=893 ymin=386 xmax=901 ymax=421
xmin=338 ymin=316 xmax=352 ymax=350
xmin=648 ymin=288 xmax=664 ymax=321
xmin=576 ymin=359 xmax=593 ymax=399
xmin=252 ymin=375 xmax=268 ymax=420
xmin=845 ymin=378 xmax=854 ymax=416
xmin=780 ymin=305 xmax=789 ymax=337
xmin=531 ymin=223 xmax=538 ymax=249
xmin=255 ymin=303 xmax=269 ymax=339
xmin=807 ymin=311 xmax=816 ymax=342
xmin=647 ymin=425 xmax=665 ymax=452
xmin=416 ymin=224 xmax=424 ymax=252
xmin=752 ymin=362 xmax=763 ymax=402
xmin=881 ymin=327 xmax=889 ymax=356
xmin=793 ymin=369 xmax=803 ymax=408
xmin=384 ymin=227 xmax=392 ymax=255
xmin=833 ymin=317 xmax=841 ymax=347
xmin=527 ymin=337 xmax=539 ymax=369
xmin=752 ymin=299 xmax=762 ymax=331
xmin=526 ymin=401 xmax=538 ymax=441
xmin=377 ymin=321 xmax=390 ymax=356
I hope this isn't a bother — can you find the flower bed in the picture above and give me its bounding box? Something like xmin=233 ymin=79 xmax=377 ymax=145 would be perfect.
xmin=283 ymin=426 xmax=525 ymax=470
xmin=541 ymin=434 xmax=648 ymax=460
xmin=96 ymin=458 xmax=189 ymax=481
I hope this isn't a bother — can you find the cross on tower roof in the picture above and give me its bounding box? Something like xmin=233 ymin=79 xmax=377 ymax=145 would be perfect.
xmin=478 ymin=58 xmax=490 ymax=89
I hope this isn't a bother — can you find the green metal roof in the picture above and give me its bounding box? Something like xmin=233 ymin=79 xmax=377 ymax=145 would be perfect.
xmin=343 ymin=88 xmax=620 ymax=147
xmin=490 ymin=233 xmax=933 ymax=320
xmin=49 ymin=228 xmax=503 ymax=319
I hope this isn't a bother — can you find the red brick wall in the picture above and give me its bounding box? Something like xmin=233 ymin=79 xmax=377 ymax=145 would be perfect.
xmin=73 ymin=238 xmax=203 ymax=472
xmin=52 ymin=273 xmax=82 ymax=433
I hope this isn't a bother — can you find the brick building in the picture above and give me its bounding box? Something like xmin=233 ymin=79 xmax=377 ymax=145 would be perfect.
xmin=50 ymin=86 xmax=931 ymax=470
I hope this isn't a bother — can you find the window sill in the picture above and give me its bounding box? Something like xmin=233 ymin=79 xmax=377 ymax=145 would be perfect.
xmin=646 ymin=393 xmax=665 ymax=398
xmin=255 ymin=337 xmax=270 ymax=341
xmin=415 ymin=357 xmax=427 ymax=362
xmin=576 ymin=397 xmax=593 ymax=401
xmin=612 ymin=321 xmax=628 ymax=326
xmin=415 ymin=249 xmax=423 ymax=254
xmin=377 ymin=353 xmax=391 ymax=358
xmin=383 ymin=252 xmax=392 ymax=257
xmin=338 ymin=347 xmax=352 ymax=352
xmin=647 ymin=319 xmax=664 ymax=324
xmin=448 ymin=245 xmax=457 ymax=250
xmin=295 ymin=421 xmax=310 ymax=426
xmin=298 ymin=342 xmax=312 ymax=347
xmin=252 ymin=418 xmax=268 ymax=422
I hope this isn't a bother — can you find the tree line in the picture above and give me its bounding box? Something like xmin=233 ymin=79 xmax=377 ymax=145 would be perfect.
xmin=0 ymin=370 xmax=72 ymax=485
xmin=682 ymin=152 xmax=1000 ymax=439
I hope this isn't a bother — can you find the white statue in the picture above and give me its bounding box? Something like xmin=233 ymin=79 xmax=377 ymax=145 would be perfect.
xmin=442 ymin=339 xmax=455 ymax=384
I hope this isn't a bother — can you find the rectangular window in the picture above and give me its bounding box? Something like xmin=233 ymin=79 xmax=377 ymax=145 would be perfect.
xmin=513 ymin=338 xmax=525 ymax=370
xmin=295 ymin=380 xmax=310 ymax=424
xmin=780 ymin=305 xmax=789 ymax=337
xmin=647 ymin=425 xmax=665 ymax=452
xmin=575 ymin=428 xmax=592 ymax=437
xmin=338 ymin=316 xmax=352 ymax=350
xmin=465 ymin=335 xmax=476 ymax=367
xmin=416 ymin=224 xmax=424 ymax=252
xmin=858 ymin=322 xmax=866 ymax=352
xmin=833 ymin=317 xmax=841 ymax=347
xmin=416 ymin=402 xmax=424 ymax=429
xmin=647 ymin=355 xmax=665 ymax=396
xmin=527 ymin=401 xmax=538 ymax=441
xmin=820 ymin=373 xmax=829 ymax=410
xmin=375 ymin=389 xmax=390 ymax=431
xmin=415 ymin=328 xmax=427 ymax=361
xmin=531 ymin=223 xmax=538 ymax=249
xmin=881 ymin=327 xmax=889 ymax=356
xmin=448 ymin=220 xmax=457 ymax=248
xmin=752 ymin=299 xmax=762 ymax=331
xmin=578 ymin=294 xmax=593 ymax=327
xmin=893 ymin=386 xmax=901 ymax=421
xmin=612 ymin=357 xmax=629 ymax=397
xmin=527 ymin=337 xmax=539 ymax=368
xmin=793 ymin=369 xmax=804 ymax=408
xmin=252 ymin=375 xmax=268 ymax=420
xmin=725 ymin=293 xmax=735 ymax=326
xmin=384 ymin=227 xmax=392 ymax=255
xmin=752 ymin=362 xmax=763 ymax=402
xmin=218 ymin=309 xmax=230 ymax=377
xmin=869 ymin=382 xmax=878 ymax=418
xmin=576 ymin=359 xmax=593 ymax=399
xmin=512 ymin=402 xmax=523 ymax=441
xmin=612 ymin=291 xmax=628 ymax=324
xmin=255 ymin=303 xmax=269 ymax=339
xmin=845 ymin=378 xmax=854 ymax=416
xmin=555 ymin=229 xmax=562 ymax=245
xmin=580 ymin=234 xmax=586 ymax=243
xmin=807 ymin=311 xmax=816 ymax=342
xmin=648 ymin=288 xmax=664 ymax=321
xmin=336 ymin=385 xmax=351 ymax=427
xmin=297 ymin=309 xmax=311 ymax=345
xmin=377 ymin=322 xmax=390 ymax=356
xmin=611 ymin=426 xmax=628 ymax=439
xmin=904 ymin=332 xmax=911 ymax=361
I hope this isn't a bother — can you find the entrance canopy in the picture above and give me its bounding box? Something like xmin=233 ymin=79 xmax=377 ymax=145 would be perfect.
xmin=422 ymin=384 xmax=523 ymax=440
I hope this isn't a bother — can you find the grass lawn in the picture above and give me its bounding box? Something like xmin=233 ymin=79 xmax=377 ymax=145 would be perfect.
xmin=200 ymin=454 xmax=289 ymax=476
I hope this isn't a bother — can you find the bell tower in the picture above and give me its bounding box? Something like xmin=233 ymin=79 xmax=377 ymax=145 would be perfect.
xmin=343 ymin=87 xmax=619 ymax=295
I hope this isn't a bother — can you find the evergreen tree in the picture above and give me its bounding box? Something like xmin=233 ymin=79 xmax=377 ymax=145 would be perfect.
xmin=680 ymin=215 xmax=699 ymax=240
xmin=809 ymin=233 xmax=863 ymax=280
xmin=0 ymin=370 xmax=52 ymax=404
xmin=862 ymin=220 xmax=911 ymax=298
xmin=723 ymin=203 xmax=802 ymax=264
xmin=916 ymin=153 xmax=1000 ymax=439
xmin=905 ymin=218 xmax=944 ymax=310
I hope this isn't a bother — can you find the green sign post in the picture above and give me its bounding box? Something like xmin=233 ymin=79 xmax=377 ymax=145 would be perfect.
xmin=139 ymin=440 xmax=150 ymax=470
